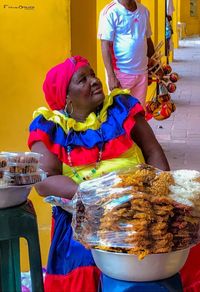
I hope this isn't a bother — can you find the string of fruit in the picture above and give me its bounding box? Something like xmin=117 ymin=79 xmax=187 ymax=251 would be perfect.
xmin=146 ymin=42 xmax=179 ymax=121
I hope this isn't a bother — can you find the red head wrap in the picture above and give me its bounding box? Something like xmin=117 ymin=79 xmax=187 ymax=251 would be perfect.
xmin=43 ymin=56 xmax=89 ymax=110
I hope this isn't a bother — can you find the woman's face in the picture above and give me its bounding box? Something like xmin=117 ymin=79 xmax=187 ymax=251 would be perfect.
xmin=67 ymin=65 xmax=105 ymax=113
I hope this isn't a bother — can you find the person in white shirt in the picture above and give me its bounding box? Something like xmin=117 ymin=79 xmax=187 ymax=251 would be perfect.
xmin=167 ymin=0 xmax=175 ymax=18
xmin=98 ymin=0 xmax=155 ymax=108
xmin=166 ymin=0 xmax=174 ymax=59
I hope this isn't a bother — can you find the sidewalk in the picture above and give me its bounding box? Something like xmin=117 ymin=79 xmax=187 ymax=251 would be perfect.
xmin=149 ymin=37 xmax=200 ymax=171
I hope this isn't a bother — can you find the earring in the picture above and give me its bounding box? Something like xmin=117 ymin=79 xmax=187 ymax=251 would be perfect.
xmin=64 ymin=100 xmax=74 ymax=116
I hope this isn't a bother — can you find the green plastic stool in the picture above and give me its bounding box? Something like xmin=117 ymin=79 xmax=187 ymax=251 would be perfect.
xmin=0 ymin=200 xmax=44 ymax=292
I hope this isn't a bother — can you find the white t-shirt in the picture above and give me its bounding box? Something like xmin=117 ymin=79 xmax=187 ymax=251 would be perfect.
xmin=167 ymin=0 xmax=175 ymax=16
xmin=98 ymin=0 xmax=152 ymax=74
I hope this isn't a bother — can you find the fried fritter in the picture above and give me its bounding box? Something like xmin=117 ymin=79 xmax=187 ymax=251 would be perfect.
xmin=147 ymin=172 xmax=174 ymax=196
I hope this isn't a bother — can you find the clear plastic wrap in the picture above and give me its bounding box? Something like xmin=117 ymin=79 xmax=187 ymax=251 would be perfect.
xmin=0 ymin=151 xmax=45 ymax=187
xmin=45 ymin=165 xmax=200 ymax=259
xmin=0 ymin=154 xmax=7 ymax=170
xmin=1 ymin=169 xmax=46 ymax=186
xmin=1 ymin=151 xmax=42 ymax=164
xmin=6 ymin=162 xmax=39 ymax=174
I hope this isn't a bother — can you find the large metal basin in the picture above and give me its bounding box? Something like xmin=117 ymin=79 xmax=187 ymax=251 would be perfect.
xmin=0 ymin=186 xmax=32 ymax=208
xmin=92 ymin=248 xmax=190 ymax=281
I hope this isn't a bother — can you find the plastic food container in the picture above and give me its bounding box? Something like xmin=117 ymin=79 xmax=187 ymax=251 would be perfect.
xmin=91 ymin=248 xmax=190 ymax=281
xmin=0 ymin=154 xmax=7 ymax=169
xmin=1 ymin=152 xmax=42 ymax=164
xmin=2 ymin=170 xmax=47 ymax=186
xmin=8 ymin=163 xmax=38 ymax=174
xmin=0 ymin=171 xmax=8 ymax=188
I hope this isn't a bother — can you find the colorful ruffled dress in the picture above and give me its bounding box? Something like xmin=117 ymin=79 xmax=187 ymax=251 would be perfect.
xmin=28 ymin=90 xmax=145 ymax=292
xmin=180 ymin=243 xmax=200 ymax=291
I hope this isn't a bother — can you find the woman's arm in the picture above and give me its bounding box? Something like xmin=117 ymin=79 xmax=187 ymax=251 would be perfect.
xmin=131 ymin=113 xmax=170 ymax=171
xmin=31 ymin=141 xmax=78 ymax=198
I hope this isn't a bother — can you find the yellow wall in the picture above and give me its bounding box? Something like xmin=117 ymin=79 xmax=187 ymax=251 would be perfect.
xmin=180 ymin=0 xmax=200 ymax=36
xmin=71 ymin=0 xmax=97 ymax=70
xmin=96 ymin=0 xmax=111 ymax=94
xmin=140 ymin=0 xmax=157 ymax=43
xmin=172 ymin=0 xmax=179 ymax=49
xmin=0 ymin=0 xmax=71 ymax=270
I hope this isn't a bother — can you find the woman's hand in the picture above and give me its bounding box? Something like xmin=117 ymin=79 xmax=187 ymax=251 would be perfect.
xmin=31 ymin=142 xmax=78 ymax=199
xmin=131 ymin=113 xmax=170 ymax=171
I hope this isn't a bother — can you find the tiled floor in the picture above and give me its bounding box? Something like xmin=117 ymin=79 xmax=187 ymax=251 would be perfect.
xmin=149 ymin=37 xmax=200 ymax=171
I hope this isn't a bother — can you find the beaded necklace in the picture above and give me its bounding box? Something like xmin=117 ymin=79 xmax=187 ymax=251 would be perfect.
xmin=66 ymin=110 xmax=104 ymax=181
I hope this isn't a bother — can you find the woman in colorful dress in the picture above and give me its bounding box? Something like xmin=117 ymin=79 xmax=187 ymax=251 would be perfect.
xmin=28 ymin=56 xmax=176 ymax=292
